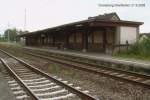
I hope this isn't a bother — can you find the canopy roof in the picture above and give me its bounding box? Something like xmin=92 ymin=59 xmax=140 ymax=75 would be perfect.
xmin=19 ymin=12 xmax=143 ymax=37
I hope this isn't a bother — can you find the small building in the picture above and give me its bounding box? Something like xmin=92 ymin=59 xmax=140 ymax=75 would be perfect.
xmin=19 ymin=13 xmax=143 ymax=54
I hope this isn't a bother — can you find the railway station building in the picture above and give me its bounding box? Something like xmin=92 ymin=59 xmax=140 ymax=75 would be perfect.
xmin=19 ymin=13 xmax=143 ymax=54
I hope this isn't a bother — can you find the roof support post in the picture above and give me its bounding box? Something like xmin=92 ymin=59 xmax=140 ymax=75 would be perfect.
xmin=82 ymin=30 xmax=89 ymax=52
xmin=41 ymin=37 xmax=44 ymax=45
xmin=64 ymin=33 xmax=69 ymax=50
xmin=39 ymin=35 xmax=41 ymax=46
xmin=103 ymin=28 xmax=108 ymax=53
xmin=25 ymin=37 xmax=28 ymax=46
xmin=52 ymin=35 xmax=55 ymax=47
xmin=39 ymin=35 xmax=42 ymax=46
xmin=45 ymin=33 xmax=48 ymax=46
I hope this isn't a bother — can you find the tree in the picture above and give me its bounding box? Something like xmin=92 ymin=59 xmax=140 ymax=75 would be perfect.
xmin=4 ymin=28 xmax=29 ymax=42
xmin=4 ymin=28 xmax=17 ymax=41
xmin=0 ymin=34 xmax=6 ymax=42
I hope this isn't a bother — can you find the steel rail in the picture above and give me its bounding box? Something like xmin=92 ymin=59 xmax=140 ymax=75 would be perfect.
xmin=25 ymin=52 xmax=150 ymax=89
xmin=24 ymin=47 xmax=150 ymax=69
xmin=0 ymin=49 xmax=97 ymax=100
xmin=0 ymin=58 xmax=39 ymax=100
xmin=50 ymin=53 xmax=150 ymax=79
xmin=29 ymin=51 xmax=150 ymax=79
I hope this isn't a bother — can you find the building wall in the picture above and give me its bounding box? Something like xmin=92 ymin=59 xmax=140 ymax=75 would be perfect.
xmin=68 ymin=33 xmax=82 ymax=50
xmin=113 ymin=26 xmax=138 ymax=54
xmin=106 ymin=29 xmax=115 ymax=44
xmin=24 ymin=26 xmax=139 ymax=54
xmin=20 ymin=37 xmax=25 ymax=45
xmin=120 ymin=26 xmax=137 ymax=44
xmin=93 ymin=31 xmax=103 ymax=43
xmin=88 ymin=30 xmax=104 ymax=52
xmin=105 ymin=29 xmax=115 ymax=54
xmin=69 ymin=33 xmax=74 ymax=43
xmin=115 ymin=27 xmax=120 ymax=45
xmin=76 ymin=33 xmax=82 ymax=43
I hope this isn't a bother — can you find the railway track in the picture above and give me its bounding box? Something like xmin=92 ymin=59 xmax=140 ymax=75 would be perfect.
xmin=0 ymin=49 xmax=97 ymax=100
xmin=24 ymin=50 xmax=150 ymax=89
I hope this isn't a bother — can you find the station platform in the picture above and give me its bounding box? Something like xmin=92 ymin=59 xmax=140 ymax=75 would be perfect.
xmin=24 ymin=47 xmax=150 ymax=70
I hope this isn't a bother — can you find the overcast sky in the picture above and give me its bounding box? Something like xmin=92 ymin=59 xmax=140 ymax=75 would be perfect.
xmin=0 ymin=0 xmax=149 ymax=34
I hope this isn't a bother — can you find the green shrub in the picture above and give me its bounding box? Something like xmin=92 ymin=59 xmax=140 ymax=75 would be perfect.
xmin=115 ymin=37 xmax=150 ymax=60
xmin=138 ymin=37 xmax=150 ymax=56
xmin=129 ymin=42 xmax=140 ymax=55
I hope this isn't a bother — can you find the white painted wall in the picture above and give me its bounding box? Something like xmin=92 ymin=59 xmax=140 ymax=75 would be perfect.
xmin=20 ymin=37 xmax=25 ymax=45
xmin=120 ymin=26 xmax=137 ymax=44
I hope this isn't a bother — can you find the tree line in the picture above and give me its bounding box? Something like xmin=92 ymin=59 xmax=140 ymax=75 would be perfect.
xmin=0 ymin=28 xmax=28 ymax=42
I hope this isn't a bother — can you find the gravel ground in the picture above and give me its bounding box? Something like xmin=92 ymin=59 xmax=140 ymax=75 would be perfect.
xmin=0 ymin=45 xmax=150 ymax=100
xmin=26 ymin=59 xmax=150 ymax=100
xmin=0 ymin=62 xmax=16 ymax=100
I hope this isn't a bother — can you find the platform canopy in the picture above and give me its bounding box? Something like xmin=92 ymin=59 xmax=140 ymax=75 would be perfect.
xmin=18 ymin=12 xmax=143 ymax=37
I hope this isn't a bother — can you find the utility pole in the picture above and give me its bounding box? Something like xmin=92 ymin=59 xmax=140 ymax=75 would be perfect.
xmin=7 ymin=22 xmax=10 ymax=42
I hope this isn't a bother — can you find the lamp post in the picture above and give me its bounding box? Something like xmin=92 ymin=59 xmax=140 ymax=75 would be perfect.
xmin=8 ymin=30 xmax=10 ymax=42
xmin=7 ymin=23 xmax=10 ymax=42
